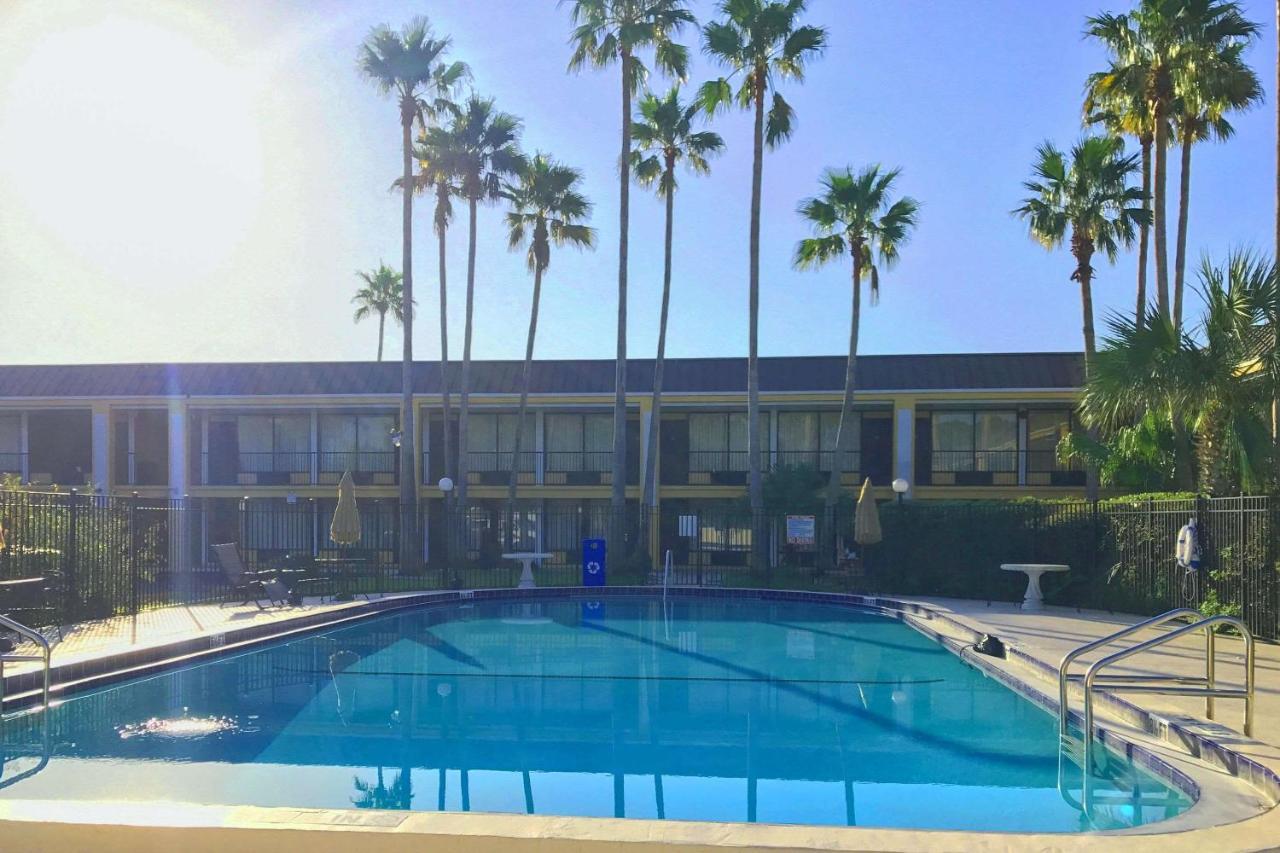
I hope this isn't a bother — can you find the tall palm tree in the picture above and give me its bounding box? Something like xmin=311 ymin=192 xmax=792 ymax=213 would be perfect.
xmin=631 ymin=85 xmax=724 ymax=510
xmin=502 ymin=154 xmax=596 ymax=518
xmin=351 ymin=264 xmax=409 ymax=362
xmin=1171 ymin=36 xmax=1261 ymax=328
xmin=1086 ymin=0 xmax=1259 ymax=329
xmin=425 ymin=96 xmax=525 ymax=508
xmin=566 ymin=0 xmax=695 ymax=522
xmin=1084 ymin=65 xmax=1159 ymax=327
xmin=793 ymin=166 xmax=918 ymax=522
xmin=700 ymin=0 xmax=826 ymax=519
xmin=359 ymin=18 xmax=467 ymax=571
xmin=1015 ymin=136 xmax=1148 ymax=500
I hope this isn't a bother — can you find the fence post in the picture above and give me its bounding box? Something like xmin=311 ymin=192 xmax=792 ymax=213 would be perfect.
xmin=129 ymin=492 xmax=139 ymax=643
xmin=63 ymin=488 xmax=79 ymax=624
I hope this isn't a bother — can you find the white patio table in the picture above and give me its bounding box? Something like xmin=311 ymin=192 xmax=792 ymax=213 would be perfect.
xmin=999 ymin=563 xmax=1069 ymax=612
xmin=502 ymin=552 xmax=553 ymax=590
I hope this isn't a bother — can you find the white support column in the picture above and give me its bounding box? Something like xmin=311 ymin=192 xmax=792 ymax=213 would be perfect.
xmin=90 ymin=403 xmax=110 ymax=493
xmin=768 ymin=409 xmax=778 ymax=468
xmin=19 ymin=412 xmax=29 ymax=483
xmin=168 ymin=400 xmax=189 ymax=573
xmin=200 ymin=414 xmax=209 ymax=486
xmin=309 ymin=409 xmax=319 ymax=484
xmin=534 ymin=410 xmax=545 ymax=486
xmin=127 ymin=411 xmax=137 ymax=486
xmin=1017 ymin=411 xmax=1029 ymax=486
xmin=893 ymin=398 xmax=916 ymax=497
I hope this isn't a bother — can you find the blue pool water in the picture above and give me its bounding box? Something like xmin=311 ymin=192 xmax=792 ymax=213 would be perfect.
xmin=0 ymin=596 xmax=1191 ymax=832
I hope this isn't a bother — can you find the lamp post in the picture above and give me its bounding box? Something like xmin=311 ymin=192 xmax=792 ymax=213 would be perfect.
xmin=892 ymin=477 xmax=909 ymax=505
xmin=438 ymin=477 xmax=454 ymax=579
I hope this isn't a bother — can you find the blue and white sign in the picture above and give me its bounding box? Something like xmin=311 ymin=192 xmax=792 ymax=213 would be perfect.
xmin=581 ymin=599 xmax=605 ymax=620
xmin=582 ymin=538 xmax=606 ymax=587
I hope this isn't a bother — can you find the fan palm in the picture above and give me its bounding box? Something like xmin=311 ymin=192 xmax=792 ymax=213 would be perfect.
xmin=631 ymin=85 xmax=724 ymax=510
xmin=351 ymin=264 xmax=410 ymax=362
xmin=501 ymin=155 xmax=596 ymax=517
xmin=700 ymin=0 xmax=826 ymax=517
xmin=566 ymin=0 xmax=695 ymax=519
xmin=794 ymin=166 xmax=918 ymax=517
xmin=352 ymin=767 xmax=412 ymax=810
xmin=359 ymin=18 xmax=467 ymax=570
xmin=1171 ymin=37 xmax=1262 ymax=328
xmin=424 ymin=96 xmax=525 ymax=507
xmin=1015 ymin=136 xmax=1148 ymax=500
xmin=1081 ymin=251 xmax=1275 ymax=494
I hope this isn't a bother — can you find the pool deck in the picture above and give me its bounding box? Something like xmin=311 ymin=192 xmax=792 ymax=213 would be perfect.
xmin=2 ymin=589 xmax=1279 ymax=851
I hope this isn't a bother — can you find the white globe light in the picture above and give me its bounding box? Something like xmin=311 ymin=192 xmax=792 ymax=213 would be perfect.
xmin=437 ymin=477 xmax=454 ymax=493
xmin=892 ymin=478 xmax=910 ymax=494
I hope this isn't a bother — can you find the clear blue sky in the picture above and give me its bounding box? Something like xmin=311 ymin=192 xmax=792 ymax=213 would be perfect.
xmin=0 ymin=0 xmax=1274 ymax=365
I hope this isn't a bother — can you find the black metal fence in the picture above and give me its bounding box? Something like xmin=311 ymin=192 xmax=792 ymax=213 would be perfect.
xmin=0 ymin=489 xmax=1276 ymax=639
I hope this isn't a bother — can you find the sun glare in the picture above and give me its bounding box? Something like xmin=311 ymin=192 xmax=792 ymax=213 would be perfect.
xmin=0 ymin=9 xmax=265 ymax=284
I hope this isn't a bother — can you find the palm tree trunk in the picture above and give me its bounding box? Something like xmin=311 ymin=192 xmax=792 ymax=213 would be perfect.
xmin=1075 ymin=235 xmax=1100 ymax=502
xmin=1173 ymin=132 xmax=1193 ymax=331
xmin=398 ymin=111 xmax=419 ymax=573
xmin=1273 ymin=0 xmax=1278 ymax=485
xmin=437 ymin=188 xmax=454 ymax=491
xmin=456 ymin=198 xmax=478 ymax=508
xmin=824 ymin=239 xmax=865 ymax=512
xmin=1137 ymin=136 xmax=1152 ymax=327
xmin=1153 ymin=102 xmax=1171 ymax=322
xmin=508 ymin=257 xmax=544 ymax=518
xmin=641 ymin=163 xmax=675 ymax=511
xmin=747 ymin=68 xmax=766 ymax=569
xmin=377 ymin=311 xmax=386 ymax=362
xmin=611 ymin=48 xmax=631 ymax=519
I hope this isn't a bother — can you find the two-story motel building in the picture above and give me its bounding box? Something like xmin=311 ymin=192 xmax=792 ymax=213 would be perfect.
xmin=0 ymin=352 xmax=1085 ymax=563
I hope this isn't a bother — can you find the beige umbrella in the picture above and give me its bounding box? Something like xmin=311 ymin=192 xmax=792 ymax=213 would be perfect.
xmin=330 ymin=471 xmax=362 ymax=546
xmin=854 ymin=477 xmax=882 ymax=546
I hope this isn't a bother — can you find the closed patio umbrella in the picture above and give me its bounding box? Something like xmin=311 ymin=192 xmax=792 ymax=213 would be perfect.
xmin=330 ymin=471 xmax=362 ymax=546
xmin=854 ymin=477 xmax=882 ymax=546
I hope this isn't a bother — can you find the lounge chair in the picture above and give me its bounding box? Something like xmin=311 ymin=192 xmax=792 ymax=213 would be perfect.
xmin=212 ymin=543 xmax=290 ymax=609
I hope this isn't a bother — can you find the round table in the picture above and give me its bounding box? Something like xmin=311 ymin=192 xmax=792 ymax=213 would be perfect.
xmin=1000 ymin=563 xmax=1069 ymax=611
xmin=503 ymin=552 xmax=553 ymax=590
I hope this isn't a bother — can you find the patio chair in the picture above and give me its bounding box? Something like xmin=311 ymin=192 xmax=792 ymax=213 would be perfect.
xmin=212 ymin=543 xmax=289 ymax=609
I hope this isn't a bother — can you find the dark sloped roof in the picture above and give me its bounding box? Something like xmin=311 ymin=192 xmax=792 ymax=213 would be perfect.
xmin=0 ymin=353 xmax=1084 ymax=399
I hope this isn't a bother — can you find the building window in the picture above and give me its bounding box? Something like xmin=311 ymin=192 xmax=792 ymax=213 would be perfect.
xmin=466 ymin=413 xmax=534 ymax=471
xmin=931 ymin=410 xmax=1018 ymax=481
xmin=0 ymin=415 xmax=21 ymax=474
xmin=777 ymin=411 xmax=857 ymax=471
xmin=319 ymin=414 xmax=396 ymax=473
xmin=689 ymin=412 xmax=763 ymax=472
xmin=237 ymin=415 xmax=310 ymax=473
xmin=1026 ymin=409 xmax=1084 ymax=484
xmin=545 ymin=413 xmax=611 ymax=471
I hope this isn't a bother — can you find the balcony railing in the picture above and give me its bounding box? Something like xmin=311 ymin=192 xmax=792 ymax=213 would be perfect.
xmin=0 ymin=451 xmax=26 ymax=476
xmin=922 ymin=449 xmax=1085 ymax=487
xmin=427 ymin=450 xmax=636 ymax=486
xmin=772 ymin=449 xmax=861 ymax=473
xmin=117 ymin=451 xmax=167 ymax=487
xmin=202 ymin=451 xmax=399 ymax=486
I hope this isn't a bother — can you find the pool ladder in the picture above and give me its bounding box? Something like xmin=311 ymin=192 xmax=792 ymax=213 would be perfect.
xmin=1057 ymin=608 xmax=1255 ymax=779
xmin=0 ymin=613 xmax=51 ymax=711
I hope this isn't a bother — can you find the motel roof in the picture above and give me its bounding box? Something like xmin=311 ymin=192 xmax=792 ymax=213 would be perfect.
xmin=0 ymin=353 xmax=1084 ymax=399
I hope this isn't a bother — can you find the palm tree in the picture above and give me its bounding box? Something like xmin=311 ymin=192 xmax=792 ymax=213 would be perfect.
xmin=359 ymin=18 xmax=467 ymax=571
xmin=566 ymin=0 xmax=695 ymax=523
xmin=502 ymin=154 xmax=596 ymax=519
xmin=1084 ymin=65 xmax=1159 ymax=327
xmin=425 ymin=96 xmax=525 ymax=508
xmin=351 ymin=264 xmax=409 ymax=361
xmin=352 ymin=767 xmax=413 ymax=810
xmin=1015 ymin=136 xmax=1148 ymax=500
xmin=1086 ymin=0 xmax=1259 ymax=329
xmin=700 ymin=0 xmax=826 ymax=519
xmin=1171 ymin=35 xmax=1262 ymax=328
xmin=794 ymin=166 xmax=918 ymax=525
xmin=1081 ymin=251 xmax=1275 ymax=494
xmin=631 ymin=85 xmax=724 ymax=511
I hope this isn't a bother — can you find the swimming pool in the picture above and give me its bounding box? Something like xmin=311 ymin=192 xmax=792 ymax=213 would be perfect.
xmin=0 ymin=595 xmax=1191 ymax=832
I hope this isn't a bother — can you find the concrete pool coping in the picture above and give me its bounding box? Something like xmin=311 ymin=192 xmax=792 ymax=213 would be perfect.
xmin=1 ymin=586 xmax=1278 ymax=851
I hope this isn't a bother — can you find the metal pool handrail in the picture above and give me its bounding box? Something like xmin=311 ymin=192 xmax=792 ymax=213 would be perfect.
xmin=1057 ymin=607 xmax=1201 ymax=737
xmin=0 ymin=613 xmax=52 ymax=709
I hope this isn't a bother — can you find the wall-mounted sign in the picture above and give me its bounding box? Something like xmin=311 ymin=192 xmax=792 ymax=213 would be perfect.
xmin=786 ymin=515 xmax=816 ymax=548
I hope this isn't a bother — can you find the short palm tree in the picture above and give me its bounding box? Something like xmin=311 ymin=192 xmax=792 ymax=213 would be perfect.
xmin=501 ymin=155 xmax=596 ymax=517
xmin=1082 ymin=251 xmax=1275 ymax=494
xmin=351 ymin=264 xmax=409 ymax=362
xmin=631 ymin=85 xmax=724 ymax=510
xmin=793 ymin=166 xmax=919 ymax=517
xmin=424 ymin=96 xmax=525 ymax=507
xmin=700 ymin=0 xmax=826 ymax=517
xmin=352 ymin=767 xmax=412 ymax=810
xmin=1015 ymin=136 xmax=1148 ymax=500
xmin=359 ymin=18 xmax=467 ymax=569
xmin=567 ymin=0 xmax=695 ymax=520
xmin=1171 ymin=37 xmax=1261 ymax=328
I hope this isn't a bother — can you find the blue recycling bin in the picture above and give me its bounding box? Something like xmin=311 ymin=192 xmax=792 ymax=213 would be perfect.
xmin=582 ymin=538 xmax=606 ymax=587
